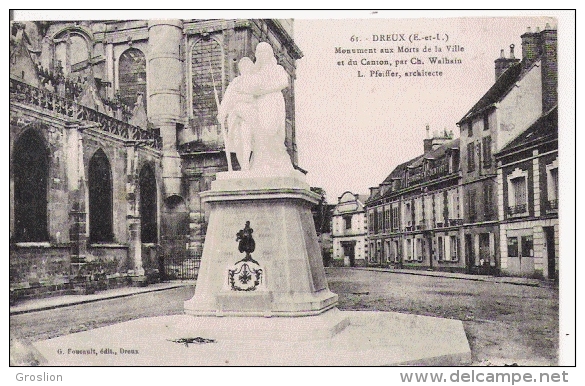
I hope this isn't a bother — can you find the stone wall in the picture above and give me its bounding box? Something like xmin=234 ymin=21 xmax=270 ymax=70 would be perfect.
xmin=10 ymin=103 xmax=163 ymax=299
xmin=10 ymin=244 xmax=71 ymax=288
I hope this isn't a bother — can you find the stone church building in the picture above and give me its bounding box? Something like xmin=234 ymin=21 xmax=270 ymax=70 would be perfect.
xmin=9 ymin=19 xmax=302 ymax=299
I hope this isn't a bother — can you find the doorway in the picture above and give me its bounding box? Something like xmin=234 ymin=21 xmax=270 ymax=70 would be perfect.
xmin=479 ymin=233 xmax=491 ymax=266
xmin=544 ymin=226 xmax=556 ymax=280
xmin=465 ymin=234 xmax=473 ymax=273
xmin=342 ymin=242 xmax=356 ymax=267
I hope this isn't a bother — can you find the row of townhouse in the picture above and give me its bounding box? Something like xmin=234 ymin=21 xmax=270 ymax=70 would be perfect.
xmin=333 ymin=25 xmax=558 ymax=279
xmin=365 ymin=132 xmax=467 ymax=271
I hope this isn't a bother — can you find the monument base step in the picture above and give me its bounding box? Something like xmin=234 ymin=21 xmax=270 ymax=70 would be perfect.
xmin=32 ymin=310 xmax=471 ymax=366
xmin=177 ymin=307 xmax=349 ymax=341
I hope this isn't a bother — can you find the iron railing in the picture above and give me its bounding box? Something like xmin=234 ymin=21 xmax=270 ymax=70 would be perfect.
xmin=508 ymin=203 xmax=528 ymax=216
xmin=161 ymin=256 xmax=201 ymax=280
xmin=449 ymin=218 xmax=464 ymax=226
xmin=10 ymin=77 xmax=162 ymax=150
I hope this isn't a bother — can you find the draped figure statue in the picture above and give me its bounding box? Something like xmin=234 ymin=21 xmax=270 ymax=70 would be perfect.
xmin=218 ymin=42 xmax=292 ymax=173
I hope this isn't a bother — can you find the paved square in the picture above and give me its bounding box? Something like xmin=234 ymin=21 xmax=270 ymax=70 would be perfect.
xmin=33 ymin=311 xmax=471 ymax=366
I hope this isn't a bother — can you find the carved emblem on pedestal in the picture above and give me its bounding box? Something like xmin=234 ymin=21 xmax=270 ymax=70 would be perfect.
xmin=228 ymin=221 xmax=263 ymax=291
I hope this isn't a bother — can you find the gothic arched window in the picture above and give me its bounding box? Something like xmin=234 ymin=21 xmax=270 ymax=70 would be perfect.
xmin=139 ymin=164 xmax=157 ymax=243
xmin=13 ymin=130 xmax=49 ymax=242
xmin=54 ymin=30 xmax=90 ymax=76
xmin=191 ymin=38 xmax=224 ymax=131
xmin=88 ymin=149 xmax=113 ymax=243
xmin=119 ymin=48 xmax=147 ymax=111
xmin=70 ymin=34 xmax=90 ymax=68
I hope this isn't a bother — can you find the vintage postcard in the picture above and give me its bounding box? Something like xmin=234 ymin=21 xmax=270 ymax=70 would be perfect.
xmin=8 ymin=8 xmax=575 ymax=382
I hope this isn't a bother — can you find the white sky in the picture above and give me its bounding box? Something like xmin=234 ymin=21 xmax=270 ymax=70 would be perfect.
xmin=293 ymin=15 xmax=559 ymax=202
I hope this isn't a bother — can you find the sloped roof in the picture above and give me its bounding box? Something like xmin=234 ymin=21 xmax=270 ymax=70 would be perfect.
xmin=407 ymin=157 xmax=424 ymax=169
xmin=458 ymin=62 xmax=524 ymax=124
xmin=356 ymin=194 xmax=369 ymax=204
xmin=334 ymin=192 xmax=365 ymax=214
xmin=338 ymin=191 xmax=357 ymax=203
xmin=426 ymin=137 xmax=460 ymax=160
xmin=496 ymin=106 xmax=558 ymax=156
xmin=397 ymin=138 xmax=460 ymax=170
xmin=381 ymin=155 xmax=424 ymax=184
xmin=366 ymin=155 xmax=421 ymax=204
xmin=367 ymin=189 xmax=381 ymax=203
xmin=367 ymin=137 xmax=461 ymax=204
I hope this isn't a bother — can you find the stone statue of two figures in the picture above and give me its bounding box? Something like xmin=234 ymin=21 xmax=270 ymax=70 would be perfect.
xmin=217 ymin=42 xmax=292 ymax=172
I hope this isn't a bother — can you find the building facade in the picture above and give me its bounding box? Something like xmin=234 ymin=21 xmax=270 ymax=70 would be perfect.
xmin=366 ymin=129 xmax=464 ymax=272
xmin=9 ymin=19 xmax=302 ymax=299
xmin=496 ymin=107 xmax=558 ymax=279
xmin=331 ymin=192 xmax=368 ymax=267
xmin=457 ymin=24 xmax=557 ymax=275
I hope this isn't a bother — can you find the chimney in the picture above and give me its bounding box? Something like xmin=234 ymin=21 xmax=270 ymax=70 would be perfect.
xmin=539 ymin=24 xmax=558 ymax=112
xmin=494 ymin=44 xmax=520 ymax=80
xmin=521 ymin=26 xmax=541 ymax=63
xmin=423 ymin=124 xmax=433 ymax=153
xmin=369 ymin=186 xmax=380 ymax=198
xmin=424 ymin=127 xmax=451 ymax=152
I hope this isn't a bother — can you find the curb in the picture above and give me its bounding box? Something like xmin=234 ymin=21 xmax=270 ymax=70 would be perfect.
xmin=342 ymin=267 xmax=542 ymax=287
xmin=10 ymin=282 xmax=194 ymax=316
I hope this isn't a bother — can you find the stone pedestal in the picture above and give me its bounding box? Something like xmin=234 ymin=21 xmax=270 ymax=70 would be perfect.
xmin=184 ymin=170 xmax=347 ymax=337
xmin=32 ymin=311 xmax=472 ymax=365
xmin=29 ymin=172 xmax=473 ymax=366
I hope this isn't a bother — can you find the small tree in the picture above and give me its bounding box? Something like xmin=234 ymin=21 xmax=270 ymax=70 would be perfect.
xmin=310 ymin=187 xmax=333 ymax=267
xmin=310 ymin=187 xmax=327 ymax=235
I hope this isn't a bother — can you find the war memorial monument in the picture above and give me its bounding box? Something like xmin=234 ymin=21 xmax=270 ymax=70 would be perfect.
xmin=32 ymin=42 xmax=471 ymax=366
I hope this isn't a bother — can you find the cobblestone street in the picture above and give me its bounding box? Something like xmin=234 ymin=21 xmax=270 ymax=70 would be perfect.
xmin=327 ymin=268 xmax=559 ymax=366
xmin=10 ymin=268 xmax=558 ymax=366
